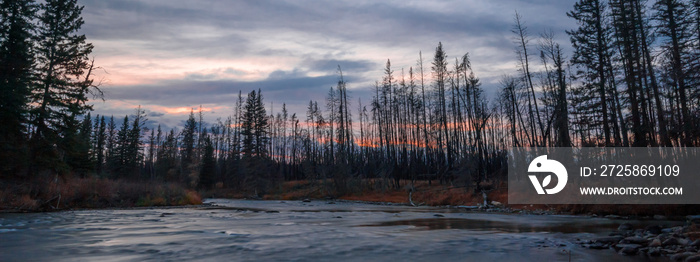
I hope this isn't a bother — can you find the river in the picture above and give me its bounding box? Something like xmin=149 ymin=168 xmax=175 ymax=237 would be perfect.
xmin=0 ymin=199 xmax=678 ymax=261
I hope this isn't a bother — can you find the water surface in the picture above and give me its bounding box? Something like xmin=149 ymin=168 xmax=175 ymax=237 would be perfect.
xmin=0 ymin=199 xmax=675 ymax=261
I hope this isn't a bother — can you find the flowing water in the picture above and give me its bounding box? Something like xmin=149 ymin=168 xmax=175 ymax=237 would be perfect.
xmin=0 ymin=199 xmax=679 ymax=261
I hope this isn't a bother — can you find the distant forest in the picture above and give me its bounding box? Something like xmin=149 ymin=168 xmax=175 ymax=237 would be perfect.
xmin=1 ymin=0 xmax=698 ymax=197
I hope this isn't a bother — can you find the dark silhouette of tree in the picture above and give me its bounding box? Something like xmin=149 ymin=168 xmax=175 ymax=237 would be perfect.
xmin=567 ymin=0 xmax=618 ymax=146
xmin=30 ymin=0 xmax=95 ymax=174
xmin=0 ymin=0 xmax=36 ymax=176
xmin=653 ymin=0 xmax=696 ymax=145
xmin=200 ymin=130 xmax=215 ymax=188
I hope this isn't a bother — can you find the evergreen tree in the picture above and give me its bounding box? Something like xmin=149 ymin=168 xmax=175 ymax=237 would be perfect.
xmin=105 ymin=116 xmax=117 ymax=176
xmin=242 ymin=90 xmax=269 ymax=158
xmin=125 ymin=108 xmax=145 ymax=178
xmin=432 ymin=42 xmax=451 ymax=170
xmin=181 ymin=109 xmax=197 ymax=171
xmin=567 ymin=0 xmax=616 ymax=146
xmin=653 ymin=0 xmax=696 ymax=145
xmin=0 ymin=0 xmax=36 ymax=176
xmin=200 ymin=131 xmax=215 ymax=188
xmin=113 ymin=116 xmax=130 ymax=178
xmin=68 ymin=112 xmax=93 ymax=176
xmin=30 ymin=0 xmax=95 ymax=173
xmin=94 ymin=115 xmax=106 ymax=175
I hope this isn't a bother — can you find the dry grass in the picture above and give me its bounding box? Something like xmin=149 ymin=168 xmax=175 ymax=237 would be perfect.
xmin=201 ymin=178 xmax=700 ymax=217
xmin=258 ymin=179 xmax=507 ymax=206
xmin=0 ymin=176 xmax=202 ymax=212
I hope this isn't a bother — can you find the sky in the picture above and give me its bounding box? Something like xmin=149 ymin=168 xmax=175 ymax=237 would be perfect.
xmin=80 ymin=0 xmax=577 ymax=131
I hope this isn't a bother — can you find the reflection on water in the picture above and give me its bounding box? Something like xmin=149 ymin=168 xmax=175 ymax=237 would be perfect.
xmin=0 ymin=199 xmax=673 ymax=261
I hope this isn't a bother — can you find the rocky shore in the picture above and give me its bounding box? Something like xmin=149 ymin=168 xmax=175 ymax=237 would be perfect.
xmin=579 ymin=215 xmax=700 ymax=261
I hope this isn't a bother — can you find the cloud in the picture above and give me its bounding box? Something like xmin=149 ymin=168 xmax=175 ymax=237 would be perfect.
xmin=102 ymin=72 xmax=361 ymax=108
xmin=148 ymin=111 xmax=165 ymax=117
xmin=81 ymin=0 xmax=578 ymax=128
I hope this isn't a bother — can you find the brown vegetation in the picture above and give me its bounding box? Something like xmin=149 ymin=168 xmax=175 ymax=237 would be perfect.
xmin=202 ymin=179 xmax=700 ymax=217
xmin=0 ymin=176 xmax=202 ymax=212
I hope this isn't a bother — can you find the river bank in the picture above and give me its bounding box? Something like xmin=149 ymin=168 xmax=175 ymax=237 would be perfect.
xmin=0 ymin=177 xmax=202 ymax=212
xmin=204 ymin=179 xmax=700 ymax=218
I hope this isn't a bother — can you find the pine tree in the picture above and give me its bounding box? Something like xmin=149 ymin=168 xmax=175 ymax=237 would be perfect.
xmin=113 ymin=116 xmax=130 ymax=178
xmin=30 ymin=0 xmax=95 ymax=173
xmin=94 ymin=115 xmax=106 ymax=175
xmin=567 ymin=0 xmax=616 ymax=146
xmin=105 ymin=116 xmax=117 ymax=177
xmin=68 ymin=112 xmax=93 ymax=176
xmin=653 ymin=0 xmax=695 ymax=145
xmin=432 ymin=42 xmax=451 ymax=170
xmin=200 ymin=131 xmax=215 ymax=188
xmin=125 ymin=108 xmax=145 ymax=178
xmin=0 ymin=0 xmax=36 ymax=176
xmin=242 ymin=90 xmax=269 ymax=158
xmin=181 ymin=109 xmax=197 ymax=175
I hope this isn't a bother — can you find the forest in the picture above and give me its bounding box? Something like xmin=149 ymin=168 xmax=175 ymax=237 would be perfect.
xmin=0 ymin=0 xmax=698 ymax=209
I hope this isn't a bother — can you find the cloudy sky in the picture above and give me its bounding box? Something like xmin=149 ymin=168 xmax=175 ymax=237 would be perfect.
xmin=81 ymin=0 xmax=576 ymax=130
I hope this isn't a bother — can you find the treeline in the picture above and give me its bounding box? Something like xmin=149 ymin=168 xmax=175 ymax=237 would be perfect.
xmin=565 ymin=0 xmax=700 ymax=147
xmin=2 ymin=0 xmax=699 ymax=197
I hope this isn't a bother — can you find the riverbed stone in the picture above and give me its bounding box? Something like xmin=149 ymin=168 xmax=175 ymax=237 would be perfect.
xmin=617 ymin=244 xmax=640 ymax=255
xmin=653 ymin=215 xmax=667 ymax=220
xmin=665 ymin=237 xmax=681 ymax=246
xmin=585 ymin=242 xmax=608 ymax=249
xmin=623 ymin=236 xmax=649 ymax=245
xmin=618 ymin=223 xmax=633 ymax=231
xmin=645 ymin=225 xmax=662 ymax=235
xmin=685 ymin=255 xmax=700 ymax=262
xmin=594 ymin=236 xmax=623 ymax=244
xmin=649 ymin=238 xmax=662 ymax=247
xmin=670 ymin=252 xmax=696 ymax=262
xmin=689 ymin=239 xmax=700 ymax=247
xmin=647 ymin=247 xmax=661 ymax=256
xmin=678 ymin=238 xmax=691 ymax=246
xmin=687 ymin=215 xmax=700 ymax=223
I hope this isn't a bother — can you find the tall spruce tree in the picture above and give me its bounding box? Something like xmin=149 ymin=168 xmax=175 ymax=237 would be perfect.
xmin=200 ymin=131 xmax=215 ymax=188
xmin=242 ymin=89 xmax=269 ymax=158
xmin=30 ymin=0 xmax=95 ymax=173
xmin=0 ymin=0 xmax=37 ymax=176
xmin=567 ymin=0 xmax=616 ymax=146
xmin=653 ymin=0 xmax=695 ymax=145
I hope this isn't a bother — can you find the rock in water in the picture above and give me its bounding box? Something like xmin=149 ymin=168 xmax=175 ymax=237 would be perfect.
xmin=663 ymin=237 xmax=680 ymax=246
xmin=688 ymin=239 xmax=700 ymax=247
xmin=618 ymin=223 xmax=633 ymax=231
xmin=649 ymin=238 xmax=662 ymax=247
xmin=647 ymin=247 xmax=661 ymax=256
xmin=645 ymin=225 xmax=662 ymax=235
xmin=653 ymin=215 xmax=667 ymax=220
xmin=594 ymin=236 xmax=623 ymax=244
xmin=670 ymin=252 xmax=696 ymax=262
xmin=617 ymin=244 xmax=640 ymax=255
xmin=687 ymin=215 xmax=700 ymax=224
xmin=622 ymin=236 xmax=649 ymax=245
xmin=685 ymin=255 xmax=700 ymax=262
